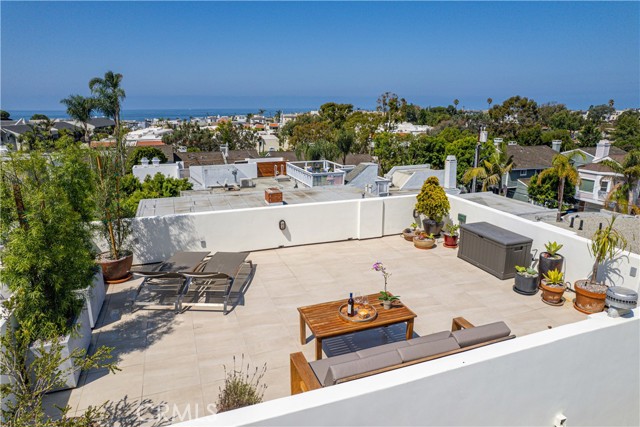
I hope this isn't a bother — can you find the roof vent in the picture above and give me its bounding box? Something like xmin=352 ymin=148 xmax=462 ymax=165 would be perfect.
xmin=140 ymin=157 xmax=149 ymax=166
xmin=152 ymin=157 xmax=160 ymax=166
xmin=606 ymin=286 xmax=638 ymax=317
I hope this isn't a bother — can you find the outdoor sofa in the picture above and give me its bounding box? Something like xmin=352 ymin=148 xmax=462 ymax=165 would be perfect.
xmin=290 ymin=317 xmax=514 ymax=394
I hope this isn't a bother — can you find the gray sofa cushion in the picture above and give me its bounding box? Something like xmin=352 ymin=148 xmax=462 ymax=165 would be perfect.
xmin=408 ymin=331 xmax=452 ymax=345
xmin=324 ymin=351 xmax=402 ymax=386
xmin=451 ymin=321 xmax=511 ymax=348
xmin=309 ymin=352 xmax=359 ymax=385
xmin=397 ymin=337 xmax=460 ymax=363
xmin=356 ymin=340 xmax=410 ymax=358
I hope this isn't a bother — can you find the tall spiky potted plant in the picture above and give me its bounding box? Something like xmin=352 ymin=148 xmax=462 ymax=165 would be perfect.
xmin=93 ymin=149 xmax=133 ymax=283
xmin=573 ymin=217 xmax=628 ymax=314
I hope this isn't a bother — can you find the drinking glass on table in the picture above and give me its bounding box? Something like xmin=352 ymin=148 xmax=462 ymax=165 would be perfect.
xmin=354 ymin=292 xmax=363 ymax=310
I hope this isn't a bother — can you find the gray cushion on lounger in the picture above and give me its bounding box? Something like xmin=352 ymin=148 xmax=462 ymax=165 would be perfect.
xmin=408 ymin=331 xmax=452 ymax=345
xmin=451 ymin=321 xmax=511 ymax=348
xmin=356 ymin=340 xmax=410 ymax=358
xmin=309 ymin=352 xmax=359 ymax=384
xmin=397 ymin=337 xmax=460 ymax=363
xmin=324 ymin=351 xmax=402 ymax=386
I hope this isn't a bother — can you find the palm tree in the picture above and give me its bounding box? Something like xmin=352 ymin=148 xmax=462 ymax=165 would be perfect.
xmin=453 ymin=99 xmax=459 ymax=111
xmin=463 ymin=143 xmax=514 ymax=195
xmin=335 ymin=130 xmax=355 ymax=165
xmin=608 ymin=99 xmax=615 ymax=109
xmin=601 ymin=150 xmax=640 ymax=214
xmin=60 ymin=95 xmax=96 ymax=143
xmin=89 ymin=71 xmax=126 ymax=169
xmin=487 ymin=98 xmax=493 ymax=109
xmin=538 ymin=154 xmax=581 ymax=222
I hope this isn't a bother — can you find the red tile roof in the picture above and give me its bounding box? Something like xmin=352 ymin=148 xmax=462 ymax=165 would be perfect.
xmin=136 ymin=140 xmax=166 ymax=147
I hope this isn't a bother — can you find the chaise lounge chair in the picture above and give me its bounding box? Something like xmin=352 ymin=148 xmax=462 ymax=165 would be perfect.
xmin=133 ymin=251 xmax=210 ymax=312
xmin=181 ymin=251 xmax=255 ymax=315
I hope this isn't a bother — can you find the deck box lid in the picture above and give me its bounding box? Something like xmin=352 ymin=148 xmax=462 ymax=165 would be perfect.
xmin=460 ymin=222 xmax=532 ymax=246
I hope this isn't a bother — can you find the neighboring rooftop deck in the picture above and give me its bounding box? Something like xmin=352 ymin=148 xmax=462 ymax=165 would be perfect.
xmin=45 ymin=235 xmax=585 ymax=424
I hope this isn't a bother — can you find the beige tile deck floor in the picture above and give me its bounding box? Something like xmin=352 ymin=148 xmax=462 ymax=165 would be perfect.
xmin=45 ymin=235 xmax=586 ymax=424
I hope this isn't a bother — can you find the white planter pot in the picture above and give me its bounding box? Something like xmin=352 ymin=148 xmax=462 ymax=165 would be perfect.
xmin=75 ymin=268 xmax=106 ymax=329
xmin=27 ymin=303 xmax=92 ymax=392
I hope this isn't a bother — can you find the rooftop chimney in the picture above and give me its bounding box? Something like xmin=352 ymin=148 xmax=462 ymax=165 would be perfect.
xmin=595 ymin=139 xmax=611 ymax=160
xmin=552 ymin=140 xmax=562 ymax=152
xmin=151 ymin=157 xmax=160 ymax=166
xmin=140 ymin=157 xmax=149 ymax=166
xmin=493 ymin=138 xmax=503 ymax=151
xmin=444 ymin=155 xmax=457 ymax=190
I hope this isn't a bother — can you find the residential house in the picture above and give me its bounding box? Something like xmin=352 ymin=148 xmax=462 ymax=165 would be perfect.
xmin=505 ymin=142 xmax=559 ymax=201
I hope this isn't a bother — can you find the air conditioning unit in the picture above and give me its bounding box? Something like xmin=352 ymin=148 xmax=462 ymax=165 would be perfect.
xmin=240 ymin=178 xmax=255 ymax=188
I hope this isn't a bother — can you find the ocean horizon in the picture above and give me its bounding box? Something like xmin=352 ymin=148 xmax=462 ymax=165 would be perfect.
xmin=5 ymin=108 xmax=326 ymax=122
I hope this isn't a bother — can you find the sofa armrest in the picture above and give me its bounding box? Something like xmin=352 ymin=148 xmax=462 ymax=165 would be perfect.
xmin=290 ymin=352 xmax=321 ymax=395
xmin=452 ymin=317 xmax=475 ymax=331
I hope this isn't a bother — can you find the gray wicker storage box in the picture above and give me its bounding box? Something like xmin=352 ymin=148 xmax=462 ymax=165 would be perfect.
xmin=458 ymin=222 xmax=533 ymax=280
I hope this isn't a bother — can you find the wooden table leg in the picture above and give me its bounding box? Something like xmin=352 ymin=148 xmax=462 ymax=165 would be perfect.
xmin=299 ymin=313 xmax=306 ymax=345
xmin=406 ymin=319 xmax=414 ymax=340
xmin=315 ymin=338 xmax=323 ymax=360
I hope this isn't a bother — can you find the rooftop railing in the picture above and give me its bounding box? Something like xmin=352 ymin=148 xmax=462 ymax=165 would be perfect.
xmin=286 ymin=160 xmax=350 ymax=188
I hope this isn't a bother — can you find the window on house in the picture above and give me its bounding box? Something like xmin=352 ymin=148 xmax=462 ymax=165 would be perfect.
xmin=520 ymin=170 xmax=528 ymax=176
xmin=580 ymin=179 xmax=595 ymax=193
xmin=599 ymin=180 xmax=609 ymax=193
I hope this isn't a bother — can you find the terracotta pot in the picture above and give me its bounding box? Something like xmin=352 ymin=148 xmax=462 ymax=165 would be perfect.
xmin=574 ymin=279 xmax=607 ymax=314
xmin=96 ymin=251 xmax=133 ymax=283
xmin=443 ymin=233 xmax=458 ymax=248
xmin=538 ymin=252 xmax=564 ymax=284
xmin=413 ymin=236 xmax=436 ymax=249
xmin=540 ymin=279 xmax=566 ymax=305
xmin=402 ymin=228 xmax=418 ymax=242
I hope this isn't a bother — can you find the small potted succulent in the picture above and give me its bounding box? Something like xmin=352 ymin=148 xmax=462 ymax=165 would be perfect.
xmin=443 ymin=223 xmax=460 ymax=248
xmin=538 ymin=241 xmax=564 ymax=284
xmin=373 ymin=262 xmax=399 ymax=309
xmin=402 ymin=222 xmax=419 ymax=242
xmin=539 ymin=268 xmax=567 ymax=306
xmin=413 ymin=232 xmax=436 ymax=249
xmin=574 ymin=217 xmax=628 ymax=314
xmin=513 ymin=265 xmax=539 ymax=295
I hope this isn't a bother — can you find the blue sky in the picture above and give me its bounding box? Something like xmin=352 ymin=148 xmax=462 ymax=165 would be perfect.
xmin=1 ymin=1 xmax=639 ymax=111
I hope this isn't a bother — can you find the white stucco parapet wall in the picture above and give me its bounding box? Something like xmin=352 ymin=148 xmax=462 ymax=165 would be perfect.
xmin=118 ymin=193 xmax=639 ymax=291
xmin=173 ymin=310 xmax=640 ymax=427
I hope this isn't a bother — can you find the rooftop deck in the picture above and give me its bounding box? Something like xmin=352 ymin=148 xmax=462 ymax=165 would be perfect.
xmin=45 ymin=235 xmax=586 ymax=424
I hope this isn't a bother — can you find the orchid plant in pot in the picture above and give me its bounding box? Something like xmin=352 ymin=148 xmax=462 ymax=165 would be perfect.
xmin=373 ymin=262 xmax=399 ymax=309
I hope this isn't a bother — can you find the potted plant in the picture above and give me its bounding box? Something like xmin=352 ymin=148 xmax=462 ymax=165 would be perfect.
xmin=538 ymin=241 xmax=564 ymax=284
xmin=372 ymin=262 xmax=399 ymax=309
xmin=402 ymin=222 xmax=419 ymax=242
xmin=415 ymin=176 xmax=450 ymax=237
xmin=413 ymin=232 xmax=436 ymax=249
xmin=93 ymin=150 xmax=134 ymax=283
xmin=539 ymin=268 xmax=567 ymax=306
xmin=0 ymin=150 xmax=104 ymax=389
xmin=443 ymin=223 xmax=460 ymax=248
xmin=513 ymin=265 xmax=539 ymax=295
xmin=574 ymin=217 xmax=628 ymax=314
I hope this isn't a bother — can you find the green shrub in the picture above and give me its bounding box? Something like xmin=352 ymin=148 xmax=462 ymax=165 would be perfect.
xmin=415 ymin=176 xmax=450 ymax=223
xmin=123 ymin=173 xmax=193 ymax=214
xmin=216 ymin=355 xmax=267 ymax=413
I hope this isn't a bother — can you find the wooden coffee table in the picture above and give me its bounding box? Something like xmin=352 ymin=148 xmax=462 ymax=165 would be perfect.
xmin=298 ymin=294 xmax=417 ymax=360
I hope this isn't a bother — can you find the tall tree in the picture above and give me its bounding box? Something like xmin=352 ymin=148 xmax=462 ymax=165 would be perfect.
xmin=60 ymin=94 xmax=96 ymax=143
xmin=335 ymin=129 xmax=355 ymax=165
xmin=462 ymin=142 xmax=514 ymax=195
xmin=538 ymin=153 xmax=581 ymax=222
xmin=319 ymin=102 xmax=353 ymax=128
xmin=488 ymin=96 xmax=540 ymax=141
xmin=89 ymin=71 xmax=126 ymax=169
xmin=487 ymin=98 xmax=493 ymax=109
xmin=608 ymin=99 xmax=615 ymax=109
xmin=376 ymin=92 xmax=401 ymax=131
xmin=453 ymin=99 xmax=459 ymax=111
xmin=613 ymin=111 xmax=640 ymax=151
xmin=0 ymin=110 xmax=10 ymax=120
xmin=600 ymin=150 xmax=640 ymax=214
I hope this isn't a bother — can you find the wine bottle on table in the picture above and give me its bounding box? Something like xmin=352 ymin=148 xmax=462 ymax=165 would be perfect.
xmin=347 ymin=292 xmax=355 ymax=317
